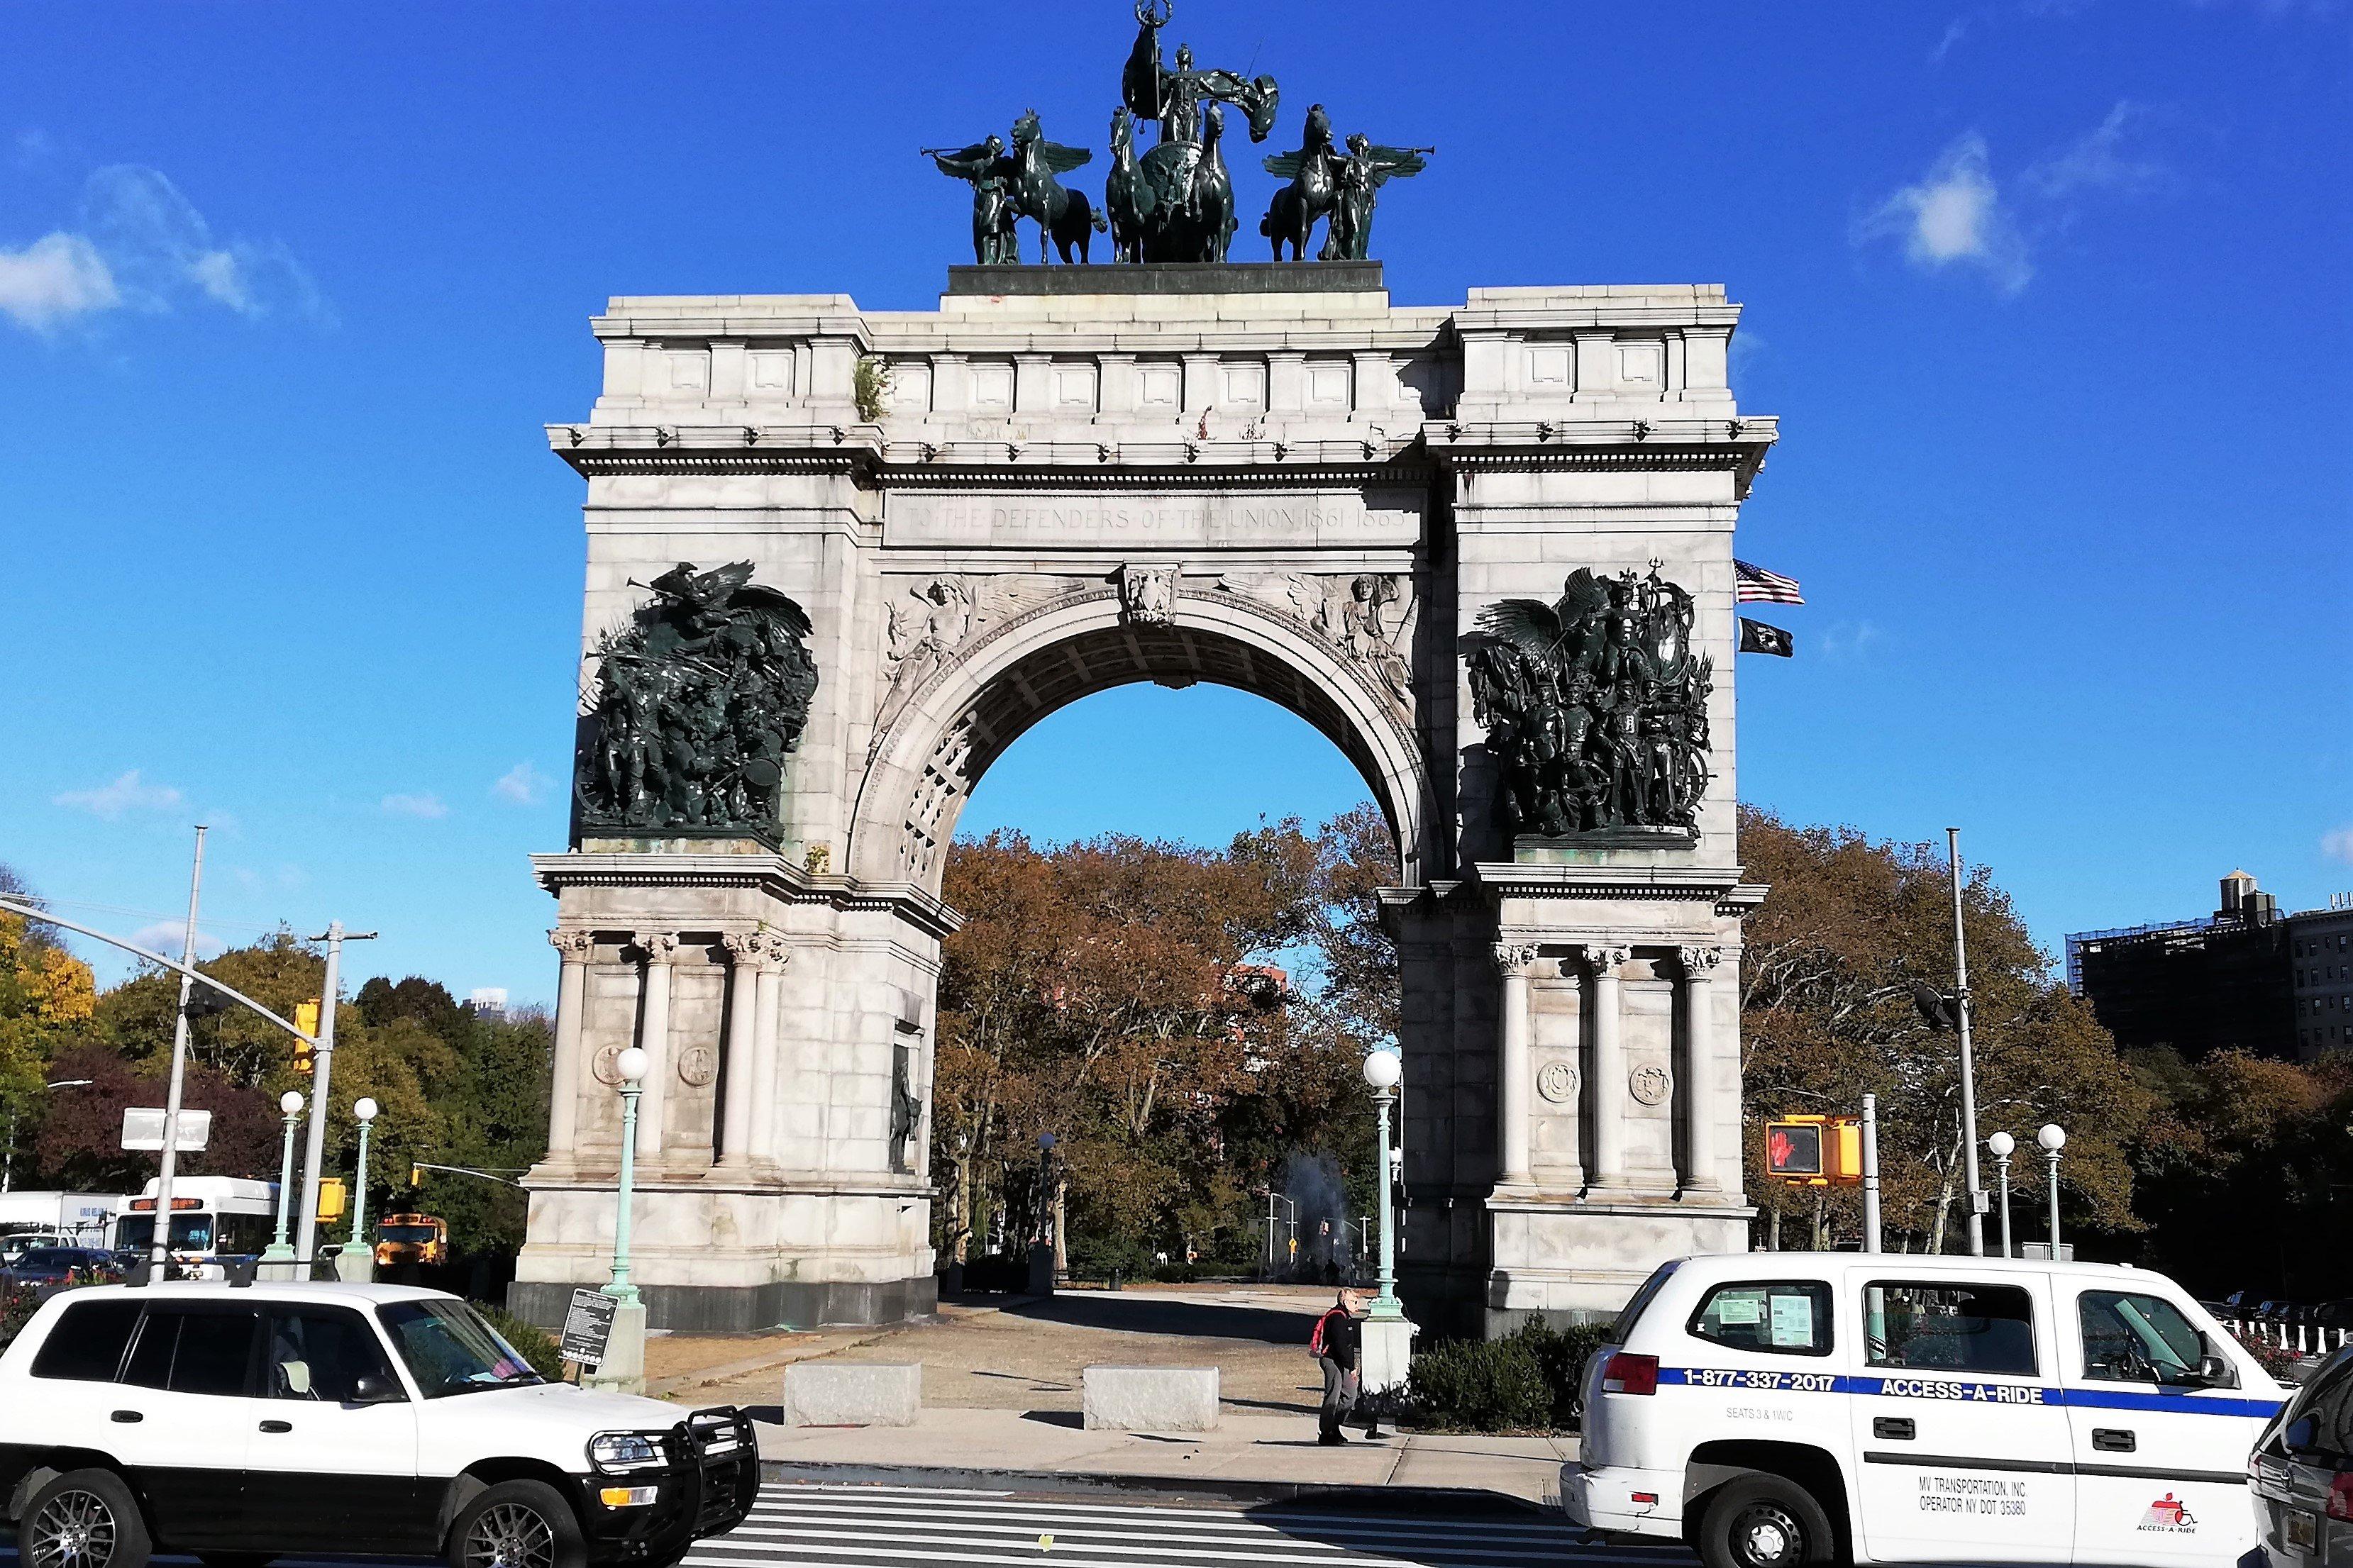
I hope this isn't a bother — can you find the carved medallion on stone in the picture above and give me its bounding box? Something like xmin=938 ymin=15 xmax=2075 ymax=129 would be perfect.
xmin=1117 ymin=563 xmax=1178 ymax=625
xmin=1629 ymin=1063 xmax=1672 ymax=1106
xmin=1536 ymin=1060 xmax=1578 ymax=1105
xmin=591 ymin=1044 xmax=625 ymax=1087
xmin=677 ymin=1045 xmax=719 ymax=1088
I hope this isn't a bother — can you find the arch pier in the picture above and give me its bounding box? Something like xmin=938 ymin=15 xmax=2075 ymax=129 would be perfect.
xmin=514 ymin=265 xmax=1775 ymax=1335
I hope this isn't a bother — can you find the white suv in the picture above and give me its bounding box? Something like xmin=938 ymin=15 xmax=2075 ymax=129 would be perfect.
xmin=0 ymin=1280 xmax=755 ymax=1568
xmin=1563 ymin=1252 xmax=2285 ymax=1567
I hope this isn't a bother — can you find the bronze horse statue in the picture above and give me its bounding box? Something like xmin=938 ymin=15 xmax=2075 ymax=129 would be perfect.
xmin=1105 ymin=107 xmax=1153 ymax=265
xmin=1004 ymin=109 xmax=1105 ymax=264
xmin=1261 ymin=104 xmax=1341 ymax=260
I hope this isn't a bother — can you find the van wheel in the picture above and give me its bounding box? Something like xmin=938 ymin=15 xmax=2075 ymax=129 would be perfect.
xmin=446 ymin=1480 xmax=585 ymax=1568
xmin=20 ymin=1467 xmax=153 ymax=1568
xmin=1696 ymin=1474 xmax=1836 ymax=1568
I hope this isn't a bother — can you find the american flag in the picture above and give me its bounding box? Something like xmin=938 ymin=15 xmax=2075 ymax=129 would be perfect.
xmin=1734 ymin=560 xmax=1805 ymax=605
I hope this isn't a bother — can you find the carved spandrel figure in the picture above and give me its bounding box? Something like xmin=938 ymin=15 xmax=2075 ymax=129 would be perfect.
xmin=1326 ymin=133 xmax=1430 ymax=262
xmin=1339 ymin=574 xmax=1412 ymax=705
xmin=575 ymin=561 xmax=818 ymax=840
xmin=1466 ymin=567 xmax=1715 ymax=840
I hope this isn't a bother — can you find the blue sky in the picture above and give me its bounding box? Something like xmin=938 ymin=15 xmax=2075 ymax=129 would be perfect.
xmin=1 ymin=1 xmax=2346 ymax=1005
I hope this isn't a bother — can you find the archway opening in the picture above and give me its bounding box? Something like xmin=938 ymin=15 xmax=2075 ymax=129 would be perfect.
xmin=924 ymin=673 xmax=1404 ymax=1294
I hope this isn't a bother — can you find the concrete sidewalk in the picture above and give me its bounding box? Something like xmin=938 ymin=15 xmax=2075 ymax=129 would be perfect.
xmin=752 ymin=1406 xmax=1576 ymax=1512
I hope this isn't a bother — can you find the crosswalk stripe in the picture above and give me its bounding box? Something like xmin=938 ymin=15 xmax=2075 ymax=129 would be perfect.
xmin=694 ymin=1540 xmax=1678 ymax=1568
xmin=731 ymin=1517 xmax=1588 ymax=1564
xmin=750 ymin=1498 xmax=1584 ymax=1546
xmin=757 ymin=1484 xmax=1596 ymax=1540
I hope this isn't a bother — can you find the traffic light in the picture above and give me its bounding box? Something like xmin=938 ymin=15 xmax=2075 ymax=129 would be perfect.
xmin=182 ymin=981 xmax=232 ymax=1022
xmin=316 ymin=1178 xmax=348 ymax=1223
xmin=293 ymin=1001 xmax=320 ymax=1076
xmin=1764 ymin=1116 xmax=1864 ymax=1186
xmin=409 ymin=1164 xmax=426 ymax=1187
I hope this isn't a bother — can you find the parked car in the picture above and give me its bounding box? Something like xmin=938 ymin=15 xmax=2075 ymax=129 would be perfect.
xmin=2249 ymin=1342 xmax=2353 ymax=1566
xmin=0 ymin=1230 xmax=72 ymax=1267
xmin=0 ymin=1279 xmax=756 ymax=1568
xmin=1561 ymin=1251 xmax=2286 ymax=1567
xmin=0 ymin=1247 xmax=123 ymax=1289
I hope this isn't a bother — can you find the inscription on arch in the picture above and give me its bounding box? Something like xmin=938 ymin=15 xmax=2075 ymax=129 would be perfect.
xmin=885 ymin=488 xmax=1424 ymax=549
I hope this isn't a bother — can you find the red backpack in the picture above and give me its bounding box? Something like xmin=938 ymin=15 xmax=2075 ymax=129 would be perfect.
xmin=1309 ymin=1308 xmax=1335 ymax=1356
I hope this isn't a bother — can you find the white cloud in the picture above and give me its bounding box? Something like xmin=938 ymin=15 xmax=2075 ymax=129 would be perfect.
xmin=1816 ymin=621 xmax=1886 ymax=662
xmin=1856 ymin=134 xmax=2032 ymax=294
xmin=0 ymin=232 xmax=119 ymax=331
xmin=52 ymin=769 xmax=184 ymax=819
xmin=129 ymin=921 xmax=226 ymax=960
xmin=492 ymin=765 xmax=547 ymax=806
xmin=2325 ymin=826 xmax=2353 ymax=867
xmin=15 ymin=128 xmax=56 ymax=167
xmin=382 ymin=793 xmax=450 ymax=820
xmin=0 ymin=162 xmax=328 ymax=336
xmin=492 ymin=762 xmax=550 ymax=806
xmin=2021 ymin=102 xmax=2165 ymax=199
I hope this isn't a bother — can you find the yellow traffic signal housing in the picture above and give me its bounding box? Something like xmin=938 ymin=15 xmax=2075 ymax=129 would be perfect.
xmin=316 ymin=1177 xmax=348 ymax=1222
xmin=1764 ymin=1115 xmax=1864 ymax=1186
xmin=293 ymin=1000 xmax=320 ymax=1076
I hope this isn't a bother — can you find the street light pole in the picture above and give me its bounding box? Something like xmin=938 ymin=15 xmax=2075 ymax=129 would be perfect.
xmin=1363 ymin=1051 xmax=1404 ymax=1320
xmin=587 ymin=1047 xmax=650 ymax=1396
xmin=294 ymin=921 xmax=375 ymax=1269
xmin=1947 ymin=828 xmax=1988 ymax=1258
xmin=2038 ymin=1123 xmax=2067 ymax=1257
xmin=340 ymin=1098 xmax=379 ymax=1281
xmin=151 ymin=825 xmax=209 ymax=1270
xmin=1987 ymin=1131 xmax=2016 ymax=1260
xmin=1860 ymin=1093 xmax=1883 ymax=1253
xmin=262 ymin=1092 xmax=304 ymax=1271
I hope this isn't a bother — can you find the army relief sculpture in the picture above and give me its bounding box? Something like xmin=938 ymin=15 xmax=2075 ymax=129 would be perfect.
xmin=1466 ymin=567 xmax=1714 ymax=840
xmin=575 ymin=562 xmax=819 ymax=838
xmin=929 ymin=1 xmax=1424 ymax=266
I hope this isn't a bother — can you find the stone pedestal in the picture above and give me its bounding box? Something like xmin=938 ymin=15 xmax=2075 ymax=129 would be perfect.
xmin=580 ymin=1298 xmax=647 ymax=1396
xmin=523 ymin=265 xmax=1776 ymax=1336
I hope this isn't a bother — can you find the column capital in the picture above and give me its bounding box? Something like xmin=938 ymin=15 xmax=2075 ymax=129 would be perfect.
xmin=756 ymin=931 xmax=794 ymax=972
xmin=548 ymin=928 xmax=595 ymax=960
xmin=1490 ymin=940 xmax=1541 ymax=977
xmin=1678 ymin=943 xmax=1727 ymax=976
xmin=720 ymin=930 xmax=761 ymax=963
xmin=1585 ymin=945 xmax=1633 ymax=975
xmin=634 ymin=932 xmax=680 ymax=966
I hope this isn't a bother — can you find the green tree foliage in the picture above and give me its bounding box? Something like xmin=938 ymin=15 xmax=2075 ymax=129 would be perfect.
xmin=1738 ymin=807 xmax=2144 ymax=1251
xmin=931 ymin=811 xmax=1390 ymax=1272
xmin=33 ymin=1040 xmax=276 ymax=1190
xmin=0 ymin=865 xmax=103 ymax=1155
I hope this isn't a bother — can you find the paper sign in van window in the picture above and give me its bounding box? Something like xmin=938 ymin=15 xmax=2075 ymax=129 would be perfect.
xmin=1691 ymin=1281 xmax=1833 ymax=1356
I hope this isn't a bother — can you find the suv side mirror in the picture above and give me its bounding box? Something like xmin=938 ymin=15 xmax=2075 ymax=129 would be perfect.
xmin=351 ymin=1374 xmax=405 ymax=1405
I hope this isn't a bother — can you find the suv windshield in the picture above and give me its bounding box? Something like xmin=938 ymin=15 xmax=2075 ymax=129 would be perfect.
xmin=376 ymin=1300 xmax=543 ymax=1397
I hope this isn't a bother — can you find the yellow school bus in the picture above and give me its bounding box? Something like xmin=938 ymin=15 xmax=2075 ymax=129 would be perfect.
xmin=373 ymin=1212 xmax=449 ymax=1268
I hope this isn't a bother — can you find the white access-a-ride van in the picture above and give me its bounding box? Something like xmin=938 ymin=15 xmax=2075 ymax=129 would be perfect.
xmin=1560 ymin=1252 xmax=2284 ymax=1568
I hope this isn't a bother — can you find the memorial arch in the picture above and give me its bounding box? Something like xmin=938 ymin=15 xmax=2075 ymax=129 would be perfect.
xmin=514 ymin=267 xmax=1775 ymax=1335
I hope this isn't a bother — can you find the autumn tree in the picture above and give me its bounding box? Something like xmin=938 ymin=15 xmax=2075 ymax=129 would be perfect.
xmin=0 ymin=866 xmax=105 ymax=1180
xmin=1738 ymin=806 xmax=2144 ymax=1252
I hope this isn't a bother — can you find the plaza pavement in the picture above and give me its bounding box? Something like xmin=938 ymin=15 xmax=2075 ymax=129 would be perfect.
xmin=643 ymin=1284 xmax=1580 ymax=1511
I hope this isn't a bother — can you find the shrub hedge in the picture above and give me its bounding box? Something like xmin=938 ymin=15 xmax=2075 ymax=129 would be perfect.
xmin=478 ymin=1301 xmax=567 ymax=1381
xmin=1405 ymin=1319 xmax=1613 ymax=1433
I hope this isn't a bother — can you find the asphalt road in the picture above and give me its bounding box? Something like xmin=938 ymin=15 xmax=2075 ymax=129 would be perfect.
xmin=0 ymin=1480 xmax=1699 ymax=1568
xmin=685 ymin=1481 xmax=1700 ymax=1567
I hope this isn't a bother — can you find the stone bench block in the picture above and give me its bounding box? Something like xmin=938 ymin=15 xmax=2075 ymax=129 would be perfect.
xmin=781 ymin=1362 xmax=921 ymax=1428
xmin=1081 ymin=1364 xmax=1219 ymax=1432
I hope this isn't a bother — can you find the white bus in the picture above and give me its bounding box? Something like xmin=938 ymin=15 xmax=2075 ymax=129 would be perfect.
xmin=110 ymin=1177 xmax=277 ymax=1277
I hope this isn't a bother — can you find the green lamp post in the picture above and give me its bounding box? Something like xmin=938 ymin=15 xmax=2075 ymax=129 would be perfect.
xmin=586 ymin=1045 xmax=652 ymax=1394
xmin=337 ymin=1096 xmax=379 ymax=1281
xmin=262 ymin=1091 xmax=304 ymax=1274
xmin=1361 ymin=1050 xmax=1405 ymax=1321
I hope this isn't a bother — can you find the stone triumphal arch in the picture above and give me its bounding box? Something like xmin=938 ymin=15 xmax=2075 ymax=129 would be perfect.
xmin=513 ymin=265 xmax=1775 ymax=1335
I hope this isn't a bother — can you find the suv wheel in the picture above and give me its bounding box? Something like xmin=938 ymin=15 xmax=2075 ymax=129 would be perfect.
xmin=1696 ymin=1474 xmax=1836 ymax=1568
xmin=21 ymin=1468 xmax=153 ymax=1568
xmin=447 ymin=1479 xmax=586 ymax=1568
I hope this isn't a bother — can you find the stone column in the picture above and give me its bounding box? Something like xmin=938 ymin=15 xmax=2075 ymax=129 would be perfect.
xmin=1586 ymin=946 xmax=1632 ymax=1189
xmin=717 ymin=933 xmax=762 ymax=1167
xmin=748 ymin=934 xmax=790 ymax=1164
xmin=546 ymin=929 xmax=595 ymax=1159
xmin=1492 ymin=942 xmax=1540 ymax=1186
xmin=633 ymin=933 xmax=678 ymax=1162
xmin=1678 ymin=944 xmax=1727 ymax=1194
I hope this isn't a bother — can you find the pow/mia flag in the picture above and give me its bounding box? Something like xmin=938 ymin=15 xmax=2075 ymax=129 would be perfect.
xmin=1739 ymin=617 xmax=1795 ymax=657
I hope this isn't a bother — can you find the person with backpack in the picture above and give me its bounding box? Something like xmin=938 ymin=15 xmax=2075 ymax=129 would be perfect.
xmin=1310 ymin=1288 xmax=1363 ymax=1445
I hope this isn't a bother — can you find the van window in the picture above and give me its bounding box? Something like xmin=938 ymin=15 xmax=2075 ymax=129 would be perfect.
xmin=1690 ymin=1281 xmax=1833 ymax=1356
xmin=29 ymin=1299 xmax=144 ymax=1381
xmin=1863 ymin=1281 xmax=2037 ymax=1377
xmin=1610 ymin=1260 xmax=1681 ymax=1344
xmin=2078 ymin=1290 xmax=2205 ymax=1384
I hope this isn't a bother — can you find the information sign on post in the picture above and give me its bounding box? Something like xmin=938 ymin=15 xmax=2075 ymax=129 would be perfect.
xmin=560 ymin=1289 xmax=619 ymax=1370
xmin=121 ymin=1108 xmax=212 ymax=1152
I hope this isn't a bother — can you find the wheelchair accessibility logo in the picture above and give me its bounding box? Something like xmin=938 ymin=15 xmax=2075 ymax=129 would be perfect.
xmin=2139 ymin=1494 xmax=2198 ymax=1534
